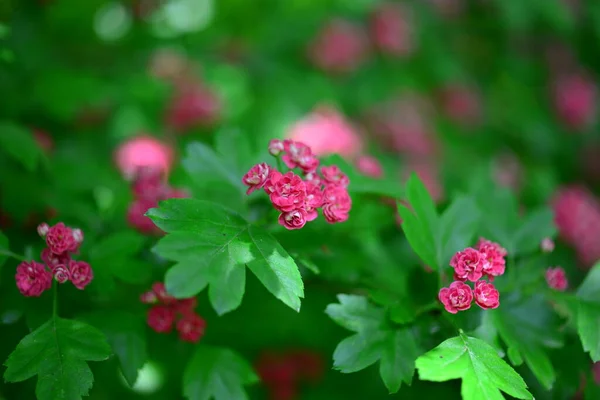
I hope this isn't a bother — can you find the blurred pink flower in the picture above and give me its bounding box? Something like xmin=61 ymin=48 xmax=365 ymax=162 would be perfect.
xmin=114 ymin=135 xmax=174 ymax=179
xmin=165 ymin=85 xmax=221 ymax=132
xmin=403 ymin=158 xmax=444 ymax=203
xmin=369 ymin=2 xmax=415 ymax=57
xmin=493 ymin=152 xmax=522 ymax=192
xmin=32 ymin=129 xmax=54 ymax=153
xmin=286 ymin=107 xmax=362 ymax=158
xmin=307 ymin=19 xmax=369 ymax=74
xmin=356 ymin=155 xmax=383 ymax=178
xmin=552 ymin=72 xmax=597 ymax=132
xmin=439 ymin=84 xmax=482 ymax=127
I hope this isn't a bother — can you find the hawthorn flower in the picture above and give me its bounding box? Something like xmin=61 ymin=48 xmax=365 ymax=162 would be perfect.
xmin=438 ymin=281 xmax=473 ymax=314
xmin=41 ymin=248 xmax=70 ymax=270
xmin=127 ymin=199 xmax=161 ymax=235
xmin=320 ymin=165 xmax=349 ymax=188
xmin=147 ymin=306 xmax=175 ymax=333
xmin=473 ymin=280 xmax=500 ymax=310
xmin=450 ymin=247 xmax=486 ymax=282
xmin=268 ymin=139 xmax=284 ymax=156
xmin=15 ymin=261 xmax=53 ymax=297
xmin=304 ymin=181 xmax=324 ymax=221
xmin=53 ymin=264 xmax=70 ymax=284
xmin=356 ymin=155 xmax=383 ymax=178
xmin=242 ymin=163 xmax=271 ymax=195
xmin=545 ymin=267 xmax=568 ymax=291
xmin=369 ymin=2 xmax=414 ymax=57
xmin=322 ymin=186 xmax=352 ymax=223
xmin=176 ymin=313 xmax=206 ymax=343
xmin=269 ymin=172 xmax=307 ymax=212
xmin=282 ymin=140 xmax=320 ymax=173
xmin=278 ymin=209 xmax=309 ymax=230
xmin=69 ymin=260 xmax=93 ymax=290
xmin=477 ymin=238 xmax=507 ymax=278
xmin=152 ymin=282 xmax=177 ymax=305
xmin=541 ymin=237 xmax=555 ymax=253
xmin=37 ymin=223 xmax=49 ymax=238
xmin=45 ymin=222 xmax=76 ymax=255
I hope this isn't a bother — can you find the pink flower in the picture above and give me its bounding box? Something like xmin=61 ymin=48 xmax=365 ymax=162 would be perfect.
xmin=45 ymin=222 xmax=76 ymax=255
xmin=545 ymin=267 xmax=568 ymax=291
xmin=477 ymin=239 xmax=507 ymax=278
xmin=304 ymin=181 xmax=324 ymax=221
xmin=541 ymin=238 xmax=555 ymax=253
xmin=268 ymin=139 xmax=284 ymax=156
xmin=15 ymin=261 xmax=52 ymax=297
xmin=304 ymin=171 xmax=322 ymax=186
xmin=269 ymin=172 xmax=307 ymax=212
xmin=307 ymin=19 xmax=369 ymax=74
xmin=114 ymin=135 xmax=174 ymax=179
xmin=53 ymin=264 xmax=70 ymax=284
xmin=33 ymin=129 xmax=54 ymax=153
xmin=321 ymin=165 xmax=350 ymax=188
xmin=439 ymin=84 xmax=482 ymax=127
xmin=322 ymin=186 xmax=352 ymax=224
xmin=242 ymin=163 xmax=271 ymax=195
xmin=152 ymin=282 xmax=177 ymax=305
xmin=552 ymin=72 xmax=596 ymax=131
xmin=369 ymin=2 xmax=415 ymax=57
xmin=438 ymin=281 xmax=473 ymax=314
xmin=281 ymin=140 xmax=320 ymax=173
xmin=285 ymin=108 xmax=362 ymax=159
xmin=473 ymin=280 xmax=500 ymax=310
xmin=68 ymin=260 xmax=93 ymax=290
xmin=175 ymin=297 xmax=198 ymax=315
xmin=263 ymin=170 xmax=283 ymax=195
xmin=140 ymin=290 xmax=158 ymax=304
xmin=278 ymin=209 xmax=309 ymax=230
xmin=131 ymin=167 xmax=169 ymax=200
xmin=176 ymin=313 xmax=206 ymax=343
xmin=127 ymin=199 xmax=162 ymax=235
xmin=165 ymin=86 xmax=221 ymax=132
xmin=356 ymin=155 xmax=383 ymax=178
xmin=147 ymin=306 xmax=175 ymax=333
xmin=37 ymin=223 xmax=49 ymax=238
xmin=493 ymin=152 xmax=522 ymax=191
xmin=450 ymin=248 xmax=486 ymax=282
xmin=41 ymin=248 xmax=70 ymax=271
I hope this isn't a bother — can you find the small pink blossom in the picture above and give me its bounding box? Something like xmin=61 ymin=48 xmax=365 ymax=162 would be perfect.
xmin=263 ymin=170 xmax=283 ymax=195
xmin=147 ymin=306 xmax=175 ymax=333
xmin=15 ymin=261 xmax=52 ymax=297
xmin=45 ymin=222 xmax=76 ymax=255
xmin=268 ymin=139 xmax=284 ymax=156
xmin=37 ymin=223 xmax=49 ymax=238
xmin=552 ymin=72 xmax=596 ymax=131
xmin=438 ymin=281 xmax=473 ymax=314
xmin=541 ymin=238 xmax=555 ymax=253
xmin=165 ymin=86 xmax=221 ymax=132
xmin=176 ymin=313 xmax=206 ymax=343
xmin=41 ymin=248 xmax=70 ymax=270
xmin=369 ymin=2 xmax=415 ymax=57
xmin=127 ymin=199 xmax=162 ymax=235
xmin=307 ymin=19 xmax=368 ymax=74
xmin=356 ymin=156 xmax=383 ymax=178
xmin=68 ymin=260 xmax=93 ymax=290
xmin=269 ymin=172 xmax=307 ymax=212
xmin=282 ymin=140 xmax=320 ymax=173
xmin=53 ymin=264 xmax=70 ymax=284
xmin=132 ymin=167 xmax=169 ymax=200
xmin=473 ymin=280 xmax=500 ymax=310
xmin=545 ymin=267 xmax=568 ymax=291
xmin=450 ymin=248 xmax=486 ymax=282
xmin=285 ymin=108 xmax=362 ymax=159
xmin=278 ymin=209 xmax=308 ymax=230
xmin=152 ymin=282 xmax=177 ymax=305
xmin=322 ymin=186 xmax=352 ymax=224
xmin=321 ymin=165 xmax=350 ymax=188
xmin=175 ymin=297 xmax=198 ymax=315
xmin=304 ymin=181 xmax=324 ymax=221
xmin=140 ymin=290 xmax=158 ymax=304
xmin=477 ymin=239 xmax=507 ymax=278
xmin=242 ymin=163 xmax=271 ymax=195
xmin=114 ymin=135 xmax=174 ymax=179
xmin=33 ymin=129 xmax=54 ymax=153
xmin=439 ymin=84 xmax=482 ymax=127
xmin=304 ymin=171 xmax=322 ymax=186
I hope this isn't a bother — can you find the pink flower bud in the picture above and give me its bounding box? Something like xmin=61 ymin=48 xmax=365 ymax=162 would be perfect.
xmin=541 ymin=238 xmax=555 ymax=253
xmin=37 ymin=223 xmax=49 ymax=238
xmin=68 ymin=260 xmax=93 ymax=290
xmin=15 ymin=261 xmax=53 ymax=297
xmin=242 ymin=163 xmax=271 ymax=195
xmin=268 ymin=139 xmax=284 ymax=156
xmin=545 ymin=267 xmax=568 ymax=291
xmin=53 ymin=264 xmax=70 ymax=284
xmin=473 ymin=280 xmax=500 ymax=310
xmin=72 ymin=228 xmax=84 ymax=244
xmin=438 ymin=281 xmax=473 ymax=314
xmin=140 ymin=290 xmax=158 ymax=304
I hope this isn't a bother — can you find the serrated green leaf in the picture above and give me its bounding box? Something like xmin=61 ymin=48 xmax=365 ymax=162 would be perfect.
xmin=0 ymin=122 xmax=42 ymax=171
xmin=490 ymin=293 xmax=563 ymax=390
xmin=325 ymin=295 xmax=419 ymax=393
xmin=576 ymin=262 xmax=600 ymax=362
xmin=147 ymin=199 xmax=303 ymax=314
xmin=79 ymin=311 xmax=147 ymax=387
xmin=416 ymin=333 xmax=532 ymax=400
xmin=183 ymin=345 xmax=258 ymax=400
xmin=214 ymin=129 xmax=255 ymax=177
xmin=4 ymin=317 xmax=111 ymax=400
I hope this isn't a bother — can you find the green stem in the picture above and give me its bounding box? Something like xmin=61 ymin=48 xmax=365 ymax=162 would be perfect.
xmin=0 ymin=249 xmax=27 ymax=262
xmin=275 ymin=156 xmax=285 ymax=173
xmin=53 ymin=281 xmax=58 ymax=318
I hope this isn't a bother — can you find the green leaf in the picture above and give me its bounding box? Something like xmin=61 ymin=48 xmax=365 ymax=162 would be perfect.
xmin=325 ymin=295 xmax=420 ymax=393
xmin=576 ymin=261 xmax=600 ymax=362
xmin=438 ymin=195 xmax=480 ymax=267
xmin=4 ymin=317 xmax=112 ymax=400
xmin=0 ymin=230 xmax=9 ymax=269
xmin=183 ymin=345 xmax=258 ymax=400
xmin=416 ymin=333 xmax=532 ymax=400
xmin=182 ymin=142 xmax=246 ymax=212
xmin=147 ymin=199 xmax=304 ymax=314
xmin=398 ymin=174 xmax=438 ymax=269
xmin=490 ymin=293 xmax=563 ymax=390
xmin=0 ymin=122 xmax=42 ymax=171
xmin=79 ymin=311 xmax=147 ymax=387
xmin=511 ymin=207 xmax=556 ymax=256
xmin=214 ymin=129 xmax=255 ymax=177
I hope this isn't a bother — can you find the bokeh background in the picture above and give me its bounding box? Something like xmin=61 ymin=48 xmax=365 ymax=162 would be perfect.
xmin=1 ymin=0 xmax=600 ymax=399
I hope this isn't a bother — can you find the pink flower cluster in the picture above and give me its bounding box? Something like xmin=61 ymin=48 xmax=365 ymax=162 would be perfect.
xmin=545 ymin=267 xmax=568 ymax=291
xmin=242 ymin=140 xmax=352 ymax=230
xmin=165 ymin=85 xmax=221 ymax=132
xmin=552 ymin=185 xmax=600 ymax=268
xmin=438 ymin=239 xmax=506 ymax=314
xmin=16 ymin=222 xmax=93 ymax=297
xmin=126 ymin=167 xmax=188 ymax=235
xmin=141 ymin=282 xmax=206 ymax=343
